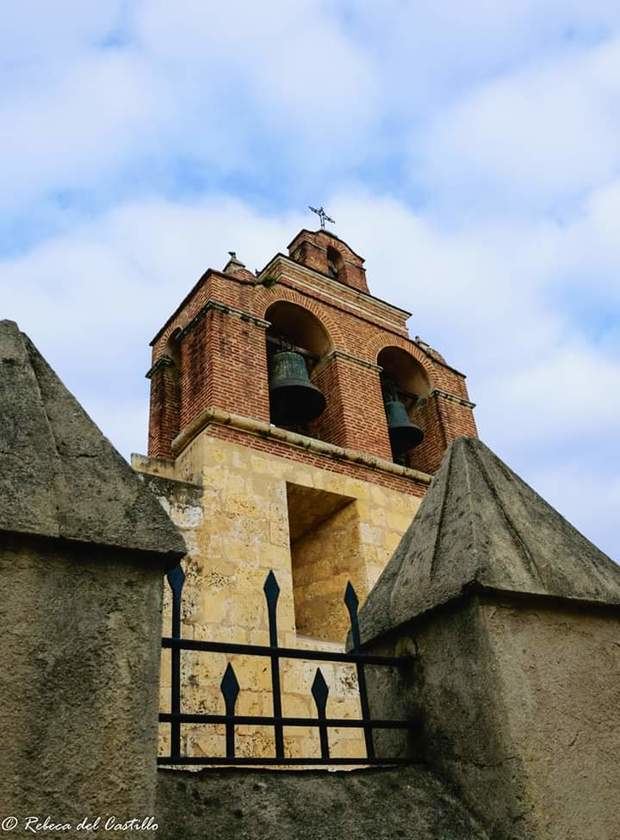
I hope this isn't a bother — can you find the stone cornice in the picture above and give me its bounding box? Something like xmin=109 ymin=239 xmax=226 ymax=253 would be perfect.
xmin=145 ymin=355 xmax=175 ymax=379
xmin=431 ymin=388 xmax=476 ymax=409
xmin=178 ymin=299 xmax=270 ymax=339
xmin=259 ymin=254 xmax=412 ymax=325
xmin=171 ymin=407 xmax=432 ymax=486
xmin=314 ymin=349 xmax=382 ymax=374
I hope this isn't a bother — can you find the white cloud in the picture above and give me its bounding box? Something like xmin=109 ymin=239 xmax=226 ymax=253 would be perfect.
xmin=0 ymin=1 xmax=124 ymax=66
xmin=415 ymin=35 xmax=620 ymax=210
xmin=3 ymin=2 xmax=620 ymax=219
xmin=1 ymin=196 xmax=298 ymax=358
xmin=0 ymin=50 xmax=161 ymax=210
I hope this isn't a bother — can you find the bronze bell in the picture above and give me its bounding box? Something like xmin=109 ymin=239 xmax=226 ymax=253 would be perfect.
xmin=385 ymin=397 xmax=424 ymax=456
xmin=269 ymin=351 xmax=326 ymax=425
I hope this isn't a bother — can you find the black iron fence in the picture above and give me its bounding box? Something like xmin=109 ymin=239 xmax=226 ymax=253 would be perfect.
xmin=158 ymin=565 xmax=414 ymax=766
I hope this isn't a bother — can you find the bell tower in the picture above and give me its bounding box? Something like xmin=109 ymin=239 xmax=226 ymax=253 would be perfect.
xmin=134 ymin=225 xmax=477 ymax=760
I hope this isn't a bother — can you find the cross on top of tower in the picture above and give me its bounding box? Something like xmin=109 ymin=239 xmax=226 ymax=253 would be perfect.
xmin=308 ymin=205 xmax=335 ymax=230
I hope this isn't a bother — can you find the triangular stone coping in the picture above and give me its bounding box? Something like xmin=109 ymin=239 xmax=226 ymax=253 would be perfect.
xmin=358 ymin=437 xmax=620 ymax=645
xmin=0 ymin=320 xmax=186 ymax=563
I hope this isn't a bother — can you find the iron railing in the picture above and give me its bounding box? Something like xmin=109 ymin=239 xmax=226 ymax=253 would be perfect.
xmin=158 ymin=565 xmax=414 ymax=766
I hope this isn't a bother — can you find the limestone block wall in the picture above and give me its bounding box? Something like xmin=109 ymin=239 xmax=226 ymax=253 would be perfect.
xmin=135 ymin=430 xmax=421 ymax=762
xmin=291 ymin=500 xmax=364 ymax=642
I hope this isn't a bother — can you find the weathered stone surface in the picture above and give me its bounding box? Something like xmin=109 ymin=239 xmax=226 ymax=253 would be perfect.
xmin=156 ymin=766 xmax=490 ymax=839
xmin=0 ymin=535 xmax=166 ymax=837
xmin=363 ymin=594 xmax=620 ymax=840
xmin=358 ymin=436 xmax=620 ymax=644
xmin=0 ymin=320 xmax=186 ymax=562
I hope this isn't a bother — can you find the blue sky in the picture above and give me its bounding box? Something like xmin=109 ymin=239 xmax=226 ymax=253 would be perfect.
xmin=1 ymin=1 xmax=619 ymax=558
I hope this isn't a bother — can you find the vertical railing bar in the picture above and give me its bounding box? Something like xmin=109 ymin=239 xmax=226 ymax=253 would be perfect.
xmin=264 ymin=571 xmax=284 ymax=759
xmin=221 ymin=663 xmax=240 ymax=759
xmin=311 ymin=668 xmax=330 ymax=760
xmin=167 ymin=564 xmax=185 ymax=762
xmin=345 ymin=582 xmax=375 ymax=760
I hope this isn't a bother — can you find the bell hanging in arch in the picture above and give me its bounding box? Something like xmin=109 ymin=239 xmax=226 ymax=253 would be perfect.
xmin=269 ymin=350 xmax=326 ymax=426
xmin=385 ymin=397 xmax=424 ymax=456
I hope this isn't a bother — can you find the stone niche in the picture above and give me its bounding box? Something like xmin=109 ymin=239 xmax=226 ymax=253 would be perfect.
xmin=287 ymin=483 xmax=361 ymax=643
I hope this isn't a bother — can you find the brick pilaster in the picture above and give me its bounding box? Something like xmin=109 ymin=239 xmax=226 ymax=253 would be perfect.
xmin=147 ymin=356 xmax=180 ymax=459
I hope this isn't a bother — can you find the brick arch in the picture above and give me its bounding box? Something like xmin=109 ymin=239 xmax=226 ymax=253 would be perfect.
xmin=366 ymin=334 xmax=436 ymax=387
xmin=155 ymin=324 xmax=181 ymax=356
xmin=258 ymin=287 xmax=349 ymax=352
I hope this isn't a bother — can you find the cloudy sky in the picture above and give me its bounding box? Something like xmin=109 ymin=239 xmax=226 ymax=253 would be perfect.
xmin=2 ymin=1 xmax=619 ymax=558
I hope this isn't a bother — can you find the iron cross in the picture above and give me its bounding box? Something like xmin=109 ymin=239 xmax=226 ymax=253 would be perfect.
xmin=308 ymin=205 xmax=335 ymax=230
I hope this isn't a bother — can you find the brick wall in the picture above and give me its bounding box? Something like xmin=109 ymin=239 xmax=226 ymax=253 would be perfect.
xmin=147 ymin=358 xmax=180 ymax=460
xmin=147 ymin=229 xmax=478 ymax=475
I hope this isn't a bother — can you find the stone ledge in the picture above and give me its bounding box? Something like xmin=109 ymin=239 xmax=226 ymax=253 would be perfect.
xmin=431 ymin=388 xmax=476 ymax=409
xmin=131 ymin=452 xmax=179 ymax=481
xmin=315 ymin=349 xmax=383 ymax=374
xmin=180 ymin=299 xmax=271 ymax=339
xmin=171 ymin=407 xmax=432 ymax=486
xmin=145 ymin=354 xmax=176 ymax=379
xmin=156 ymin=766 xmax=490 ymax=840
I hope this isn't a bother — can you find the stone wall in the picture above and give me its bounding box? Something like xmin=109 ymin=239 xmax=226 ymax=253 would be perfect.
xmin=369 ymin=594 xmax=620 ymax=840
xmin=155 ymin=766 xmax=490 ymax=840
xmin=0 ymin=534 xmax=166 ymax=833
xmin=481 ymin=597 xmax=619 ymax=840
xmin=135 ymin=431 xmax=422 ymax=763
xmin=0 ymin=318 xmax=186 ymax=833
xmin=291 ymin=497 xmax=363 ymax=642
xmin=357 ymin=438 xmax=620 ymax=840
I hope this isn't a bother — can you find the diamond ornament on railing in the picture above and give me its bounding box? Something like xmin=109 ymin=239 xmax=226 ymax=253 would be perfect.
xmin=220 ymin=663 xmax=240 ymax=712
xmin=344 ymin=581 xmax=358 ymax=613
xmin=311 ymin=668 xmax=329 ymax=715
xmin=263 ymin=570 xmax=280 ymax=607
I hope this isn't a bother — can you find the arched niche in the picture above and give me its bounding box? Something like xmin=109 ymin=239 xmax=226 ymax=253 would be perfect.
xmin=265 ymin=301 xmax=332 ymax=358
xmin=164 ymin=327 xmax=182 ymax=368
xmin=326 ymin=246 xmax=344 ymax=281
xmin=265 ymin=301 xmax=332 ymax=432
xmin=378 ymin=346 xmax=431 ymax=399
xmin=378 ymin=346 xmax=431 ymax=464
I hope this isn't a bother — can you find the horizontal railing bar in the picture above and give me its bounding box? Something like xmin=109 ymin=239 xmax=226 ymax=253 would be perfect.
xmin=157 ymin=756 xmax=413 ymax=766
xmin=161 ymin=637 xmax=406 ymax=666
xmin=159 ymin=713 xmax=416 ymax=729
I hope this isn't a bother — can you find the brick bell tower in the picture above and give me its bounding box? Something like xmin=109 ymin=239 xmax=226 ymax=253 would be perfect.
xmin=134 ymin=224 xmax=477 ymax=760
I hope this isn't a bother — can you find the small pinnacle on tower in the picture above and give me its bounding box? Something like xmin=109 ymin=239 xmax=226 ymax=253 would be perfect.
xmin=223 ymin=250 xmax=248 ymax=275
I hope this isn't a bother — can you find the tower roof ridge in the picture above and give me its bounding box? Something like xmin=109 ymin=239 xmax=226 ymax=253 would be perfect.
xmin=0 ymin=320 xmax=186 ymax=562
xmin=358 ymin=437 xmax=620 ymax=644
